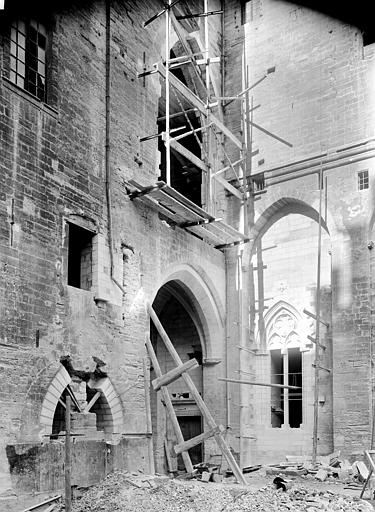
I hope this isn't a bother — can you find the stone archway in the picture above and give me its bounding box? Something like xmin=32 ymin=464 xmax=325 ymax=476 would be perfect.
xmin=251 ymin=197 xmax=330 ymax=251
xmin=150 ymin=264 xmax=224 ymax=473
xmin=40 ymin=366 xmax=123 ymax=437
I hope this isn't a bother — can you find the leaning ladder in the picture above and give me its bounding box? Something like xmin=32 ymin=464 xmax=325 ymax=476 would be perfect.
xmin=147 ymin=303 xmax=246 ymax=485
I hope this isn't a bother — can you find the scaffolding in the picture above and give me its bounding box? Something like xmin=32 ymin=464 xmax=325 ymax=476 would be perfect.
xmin=133 ymin=0 xmax=258 ymax=251
xmin=136 ymin=0 xmax=333 ymax=473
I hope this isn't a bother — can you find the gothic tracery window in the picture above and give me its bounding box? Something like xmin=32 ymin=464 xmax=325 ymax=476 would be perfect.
xmin=266 ymin=305 xmax=305 ymax=428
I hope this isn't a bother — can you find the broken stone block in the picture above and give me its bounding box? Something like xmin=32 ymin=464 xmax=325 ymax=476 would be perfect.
xmin=355 ymin=461 xmax=369 ymax=482
xmin=200 ymin=471 xmax=212 ymax=482
xmin=315 ymin=469 xmax=328 ymax=481
xmin=211 ymin=473 xmax=223 ymax=483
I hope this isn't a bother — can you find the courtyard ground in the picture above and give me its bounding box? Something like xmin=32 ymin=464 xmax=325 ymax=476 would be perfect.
xmin=57 ymin=467 xmax=375 ymax=512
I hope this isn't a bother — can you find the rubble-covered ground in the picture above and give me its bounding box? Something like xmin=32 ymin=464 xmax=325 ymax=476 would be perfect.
xmin=63 ymin=469 xmax=375 ymax=512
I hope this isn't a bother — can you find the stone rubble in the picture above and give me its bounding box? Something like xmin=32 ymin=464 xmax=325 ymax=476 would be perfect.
xmin=64 ymin=470 xmax=374 ymax=512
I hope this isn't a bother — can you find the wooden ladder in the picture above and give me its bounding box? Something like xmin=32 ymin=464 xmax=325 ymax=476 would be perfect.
xmin=146 ymin=303 xmax=246 ymax=485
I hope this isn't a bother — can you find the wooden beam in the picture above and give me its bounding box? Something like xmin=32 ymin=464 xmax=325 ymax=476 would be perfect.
xmin=307 ymin=335 xmax=326 ymax=350
xmin=152 ymin=358 xmax=199 ymax=391
xmin=218 ymin=377 xmax=301 ymax=390
xmin=20 ymin=496 xmax=62 ymax=512
xmin=174 ymin=425 xmax=225 ymax=455
xmin=147 ymin=304 xmax=246 ymax=485
xmin=312 ymin=364 xmax=331 ymax=373
xmin=83 ymin=391 xmax=101 ymax=413
xmin=212 ymin=173 xmax=243 ymax=200
xmin=249 ymin=120 xmax=293 ymax=148
xmin=169 ymin=9 xmax=206 ymax=93
xmin=303 ymin=309 xmax=329 ymax=327
xmin=164 ymin=438 xmax=176 ymax=473
xmin=65 ymin=396 xmax=72 ymax=512
xmin=145 ymin=337 xmax=194 ymax=473
xmin=166 ymin=135 xmax=208 ymax=172
xmin=155 ymin=63 xmax=242 ymax=149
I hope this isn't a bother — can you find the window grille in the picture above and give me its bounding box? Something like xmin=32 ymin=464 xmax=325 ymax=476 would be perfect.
xmin=358 ymin=170 xmax=369 ymax=191
xmin=10 ymin=18 xmax=47 ymax=101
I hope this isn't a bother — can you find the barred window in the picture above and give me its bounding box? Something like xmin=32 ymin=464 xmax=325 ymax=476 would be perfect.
xmin=10 ymin=18 xmax=47 ymax=101
xmin=358 ymin=170 xmax=369 ymax=191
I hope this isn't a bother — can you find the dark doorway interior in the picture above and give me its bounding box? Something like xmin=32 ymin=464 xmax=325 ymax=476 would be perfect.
xmin=177 ymin=415 xmax=203 ymax=469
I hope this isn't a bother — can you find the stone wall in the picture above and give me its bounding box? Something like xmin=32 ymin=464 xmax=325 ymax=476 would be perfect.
xmin=0 ymin=0 xmax=226 ymax=500
xmin=224 ymin=0 xmax=375 ymax=462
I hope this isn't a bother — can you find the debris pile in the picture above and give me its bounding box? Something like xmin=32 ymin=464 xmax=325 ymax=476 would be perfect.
xmin=66 ymin=470 xmax=374 ymax=512
xmin=266 ymin=452 xmax=373 ymax=490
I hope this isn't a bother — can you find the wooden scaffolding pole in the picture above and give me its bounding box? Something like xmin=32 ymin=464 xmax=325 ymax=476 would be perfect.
xmin=148 ymin=303 xmax=247 ymax=485
xmin=312 ymin=166 xmax=324 ymax=465
xmin=145 ymin=337 xmax=194 ymax=474
xmin=65 ymin=395 xmax=72 ymax=512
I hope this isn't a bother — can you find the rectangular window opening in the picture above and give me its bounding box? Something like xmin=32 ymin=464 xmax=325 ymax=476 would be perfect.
xmin=358 ymin=170 xmax=369 ymax=190
xmin=8 ymin=17 xmax=47 ymax=101
xmin=288 ymin=347 xmax=302 ymax=428
xmin=271 ymin=349 xmax=284 ymax=428
xmin=252 ymin=173 xmax=266 ymax=192
xmin=270 ymin=347 xmax=302 ymax=428
xmin=67 ymin=223 xmax=94 ymax=291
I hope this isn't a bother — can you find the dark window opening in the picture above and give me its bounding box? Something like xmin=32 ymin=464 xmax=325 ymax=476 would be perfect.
xmin=158 ymin=50 xmax=202 ymax=207
xmin=51 ymin=386 xmax=79 ymax=439
xmin=271 ymin=349 xmax=284 ymax=428
xmin=9 ymin=17 xmax=47 ymax=101
xmin=252 ymin=173 xmax=265 ymax=192
xmin=67 ymin=223 xmax=94 ymax=290
xmin=288 ymin=348 xmax=302 ymax=428
xmin=358 ymin=170 xmax=369 ymax=190
xmin=270 ymin=347 xmax=302 ymax=428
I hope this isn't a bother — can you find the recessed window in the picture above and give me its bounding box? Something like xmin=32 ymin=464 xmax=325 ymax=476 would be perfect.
xmin=9 ymin=17 xmax=47 ymax=101
xmin=252 ymin=173 xmax=265 ymax=192
xmin=67 ymin=223 xmax=94 ymax=290
xmin=271 ymin=348 xmax=302 ymax=428
xmin=358 ymin=170 xmax=369 ymax=190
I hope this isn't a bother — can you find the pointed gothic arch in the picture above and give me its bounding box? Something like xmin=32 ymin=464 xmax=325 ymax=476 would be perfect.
xmin=40 ymin=366 xmax=124 ymax=437
xmin=257 ymin=300 xmax=311 ymax=352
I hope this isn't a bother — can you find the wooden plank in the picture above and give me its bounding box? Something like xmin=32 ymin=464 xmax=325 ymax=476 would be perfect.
xmin=160 ymin=184 xmax=214 ymax=219
xmin=212 ymin=173 xmax=243 ymax=200
xmin=83 ymin=391 xmax=101 ymax=412
xmin=249 ymin=120 xmax=293 ymax=148
xmin=168 ymin=137 xmax=208 ymax=172
xmin=133 ymin=193 xmax=184 ymax=222
xmin=216 ymin=220 xmax=247 ymax=240
xmin=203 ymin=220 xmax=246 ymax=243
xmin=186 ymin=225 xmax=225 ymax=246
xmin=152 ymin=358 xmax=199 ymax=391
xmin=307 ymin=335 xmax=326 ymax=350
xmin=148 ymin=304 xmax=246 ymax=485
xmin=174 ymin=425 xmax=224 ymax=455
xmin=151 ymin=189 xmax=205 ymax=223
xmin=128 ymin=181 xmax=192 ymax=223
xmin=156 ymin=62 xmax=242 ymax=149
xmin=20 ymin=496 xmax=62 ymax=512
xmin=143 ymin=356 xmax=155 ymax=475
xmin=145 ymin=337 xmax=194 ymax=474
xmin=169 ymin=9 xmax=206 ymax=96
xmin=218 ymin=377 xmax=301 ymax=390
xmin=303 ymin=308 xmax=329 ymax=327
xmin=164 ymin=438 xmax=176 ymax=473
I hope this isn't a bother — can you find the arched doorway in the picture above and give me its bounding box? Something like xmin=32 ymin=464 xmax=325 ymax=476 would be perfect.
xmin=150 ymin=281 xmax=205 ymax=473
